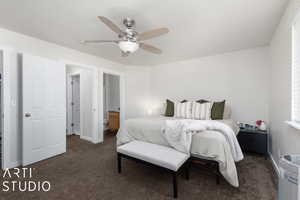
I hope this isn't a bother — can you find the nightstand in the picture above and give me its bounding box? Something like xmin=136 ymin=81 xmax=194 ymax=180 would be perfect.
xmin=237 ymin=128 xmax=268 ymax=158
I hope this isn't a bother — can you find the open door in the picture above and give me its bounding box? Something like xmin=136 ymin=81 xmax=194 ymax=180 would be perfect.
xmin=22 ymin=54 xmax=66 ymax=166
xmin=80 ymin=68 xmax=99 ymax=143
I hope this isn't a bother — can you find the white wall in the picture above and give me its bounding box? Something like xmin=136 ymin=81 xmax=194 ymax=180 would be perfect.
xmin=150 ymin=47 xmax=270 ymax=124
xmin=0 ymin=28 xmax=151 ymax=168
xmin=269 ymin=0 xmax=300 ymax=167
xmin=124 ymin=66 xmax=151 ymax=118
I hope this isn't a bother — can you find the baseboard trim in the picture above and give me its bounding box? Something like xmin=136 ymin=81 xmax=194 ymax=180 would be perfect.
xmin=3 ymin=160 xmax=21 ymax=169
xmin=80 ymin=135 xmax=93 ymax=143
xmin=92 ymin=138 xmax=103 ymax=144
xmin=269 ymin=153 xmax=280 ymax=176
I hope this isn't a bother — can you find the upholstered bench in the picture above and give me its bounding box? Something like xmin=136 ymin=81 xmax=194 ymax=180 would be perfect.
xmin=117 ymin=141 xmax=190 ymax=198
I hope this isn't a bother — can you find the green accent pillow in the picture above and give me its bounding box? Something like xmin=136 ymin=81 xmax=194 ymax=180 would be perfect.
xmin=164 ymin=99 xmax=188 ymax=117
xmin=211 ymin=100 xmax=226 ymax=120
xmin=165 ymin=99 xmax=174 ymax=117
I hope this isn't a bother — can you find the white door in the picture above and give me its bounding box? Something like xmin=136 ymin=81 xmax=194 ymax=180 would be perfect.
xmin=80 ymin=69 xmax=99 ymax=143
xmin=22 ymin=54 xmax=66 ymax=166
xmin=71 ymin=75 xmax=80 ymax=135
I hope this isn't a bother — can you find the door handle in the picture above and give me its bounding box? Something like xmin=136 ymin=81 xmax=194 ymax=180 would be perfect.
xmin=25 ymin=113 xmax=31 ymax=118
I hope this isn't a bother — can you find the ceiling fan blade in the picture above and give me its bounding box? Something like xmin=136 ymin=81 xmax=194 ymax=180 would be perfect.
xmin=81 ymin=40 xmax=119 ymax=44
xmin=138 ymin=28 xmax=169 ymax=41
xmin=140 ymin=43 xmax=162 ymax=54
xmin=97 ymin=16 xmax=123 ymax=35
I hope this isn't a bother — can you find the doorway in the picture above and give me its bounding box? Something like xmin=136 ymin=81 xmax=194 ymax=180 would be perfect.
xmin=70 ymin=74 xmax=80 ymax=135
xmin=103 ymin=73 xmax=120 ymax=138
xmin=66 ymin=64 xmax=99 ymax=143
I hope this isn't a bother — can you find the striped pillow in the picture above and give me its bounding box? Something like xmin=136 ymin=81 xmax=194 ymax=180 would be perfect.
xmin=174 ymin=101 xmax=192 ymax=118
xmin=191 ymin=101 xmax=212 ymax=120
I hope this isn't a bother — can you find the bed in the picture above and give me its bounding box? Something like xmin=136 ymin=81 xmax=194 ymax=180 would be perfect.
xmin=117 ymin=115 xmax=243 ymax=187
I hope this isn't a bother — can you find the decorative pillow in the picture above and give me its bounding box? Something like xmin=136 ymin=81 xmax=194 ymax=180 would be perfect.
xmin=174 ymin=101 xmax=192 ymax=118
xmin=165 ymin=99 xmax=175 ymax=117
xmin=192 ymin=101 xmax=212 ymax=120
xmin=211 ymin=100 xmax=226 ymax=120
xmin=164 ymin=99 xmax=189 ymax=117
xmin=196 ymin=99 xmax=226 ymax=120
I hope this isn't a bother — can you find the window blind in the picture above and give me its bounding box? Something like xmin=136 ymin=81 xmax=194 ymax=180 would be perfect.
xmin=292 ymin=20 xmax=300 ymax=122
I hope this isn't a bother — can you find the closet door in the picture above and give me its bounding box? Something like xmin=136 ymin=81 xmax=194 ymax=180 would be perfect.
xmin=22 ymin=54 xmax=66 ymax=166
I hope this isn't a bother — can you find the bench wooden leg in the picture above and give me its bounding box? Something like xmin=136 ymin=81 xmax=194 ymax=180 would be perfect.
xmin=185 ymin=162 xmax=190 ymax=181
xmin=216 ymin=174 xmax=220 ymax=185
xmin=172 ymin=172 xmax=178 ymax=198
xmin=118 ymin=153 xmax=122 ymax=173
xmin=215 ymin=164 xmax=220 ymax=185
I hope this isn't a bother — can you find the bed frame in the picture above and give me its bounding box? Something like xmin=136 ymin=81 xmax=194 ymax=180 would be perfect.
xmin=190 ymin=156 xmax=221 ymax=184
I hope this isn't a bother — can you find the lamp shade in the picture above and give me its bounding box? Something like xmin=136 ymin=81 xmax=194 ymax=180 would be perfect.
xmin=118 ymin=41 xmax=139 ymax=53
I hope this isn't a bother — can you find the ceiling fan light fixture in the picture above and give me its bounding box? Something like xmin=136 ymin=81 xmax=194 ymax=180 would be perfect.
xmin=118 ymin=41 xmax=139 ymax=53
xmin=84 ymin=16 xmax=168 ymax=55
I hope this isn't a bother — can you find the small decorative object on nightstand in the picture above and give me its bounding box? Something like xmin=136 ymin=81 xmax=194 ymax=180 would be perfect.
xmin=237 ymin=127 xmax=268 ymax=159
xmin=256 ymin=120 xmax=267 ymax=131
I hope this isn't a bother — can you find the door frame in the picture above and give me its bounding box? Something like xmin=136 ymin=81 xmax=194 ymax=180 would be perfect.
xmin=100 ymin=68 xmax=125 ymax=142
xmin=67 ymin=72 xmax=81 ymax=136
xmin=62 ymin=60 xmax=125 ymax=144
xmin=62 ymin=60 xmax=100 ymax=144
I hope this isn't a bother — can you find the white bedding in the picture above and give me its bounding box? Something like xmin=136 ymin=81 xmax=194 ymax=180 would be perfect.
xmin=116 ymin=116 xmax=243 ymax=187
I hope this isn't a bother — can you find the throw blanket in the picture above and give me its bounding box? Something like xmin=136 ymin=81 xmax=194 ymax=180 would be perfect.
xmin=162 ymin=119 xmax=244 ymax=187
xmin=162 ymin=120 xmax=244 ymax=162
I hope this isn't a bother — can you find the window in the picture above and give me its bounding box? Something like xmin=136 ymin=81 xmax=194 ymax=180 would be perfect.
xmin=292 ymin=19 xmax=300 ymax=123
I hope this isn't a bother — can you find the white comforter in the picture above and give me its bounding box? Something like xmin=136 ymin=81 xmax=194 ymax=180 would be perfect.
xmin=117 ymin=117 xmax=243 ymax=187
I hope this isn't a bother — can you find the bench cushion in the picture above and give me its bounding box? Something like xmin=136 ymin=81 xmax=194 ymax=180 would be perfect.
xmin=117 ymin=141 xmax=189 ymax=171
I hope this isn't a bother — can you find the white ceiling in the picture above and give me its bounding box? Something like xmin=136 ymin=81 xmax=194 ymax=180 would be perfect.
xmin=0 ymin=0 xmax=288 ymax=66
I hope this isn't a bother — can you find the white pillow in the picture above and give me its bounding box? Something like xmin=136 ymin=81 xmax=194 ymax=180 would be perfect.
xmin=191 ymin=101 xmax=212 ymax=120
xmin=174 ymin=101 xmax=192 ymax=118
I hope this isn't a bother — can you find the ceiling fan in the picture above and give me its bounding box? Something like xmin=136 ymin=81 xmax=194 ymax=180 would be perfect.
xmin=81 ymin=16 xmax=169 ymax=57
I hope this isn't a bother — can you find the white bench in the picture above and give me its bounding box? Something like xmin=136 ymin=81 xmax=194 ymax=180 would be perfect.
xmin=117 ymin=141 xmax=190 ymax=198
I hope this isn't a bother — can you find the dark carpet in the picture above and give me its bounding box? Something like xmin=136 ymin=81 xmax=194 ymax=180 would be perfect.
xmin=0 ymin=133 xmax=277 ymax=200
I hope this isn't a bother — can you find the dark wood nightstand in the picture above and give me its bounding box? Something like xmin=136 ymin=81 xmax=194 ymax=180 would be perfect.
xmin=237 ymin=128 xmax=269 ymax=158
